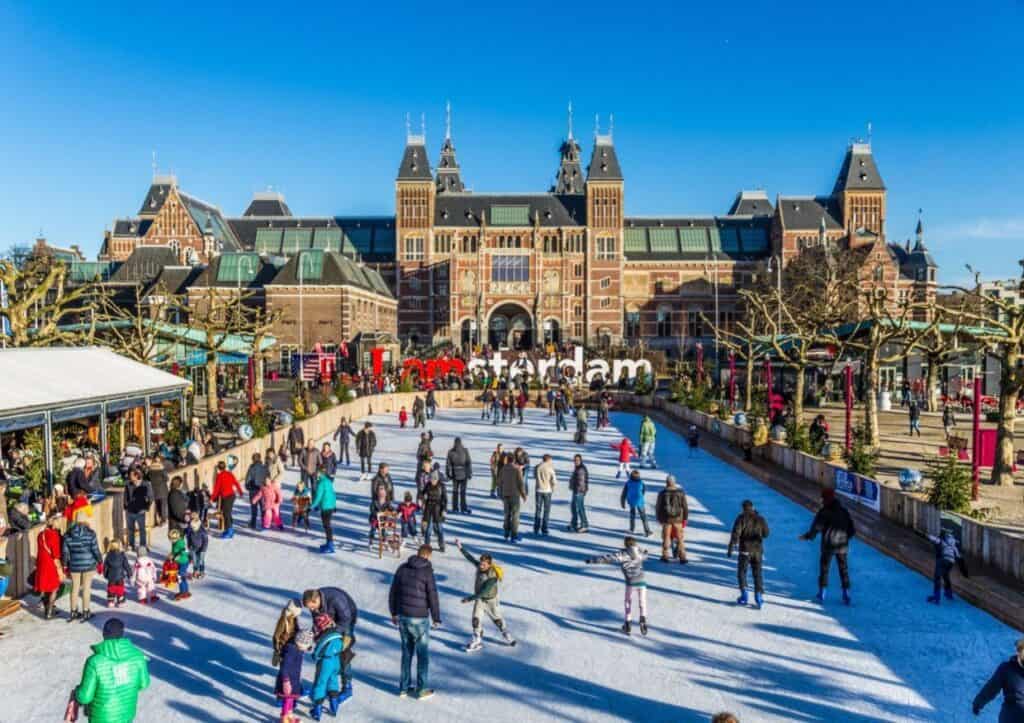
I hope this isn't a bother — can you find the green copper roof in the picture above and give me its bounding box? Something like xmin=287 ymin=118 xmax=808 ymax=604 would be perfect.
xmin=313 ymin=226 xmax=342 ymax=252
xmin=297 ymin=249 xmax=324 ymax=281
xmin=489 ymin=205 xmax=531 ymax=226
xmin=624 ymin=227 xmax=647 ymax=253
xmin=68 ymin=261 xmax=117 ymax=283
xmin=648 ymin=227 xmax=679 ymax=253
xmin=680 ymin=227 xmax=709 ymax=253
xmin=216 ymin=253 xmax=260 ymax=283
xmin=282 ymin=228 xmax=313 ymax=254
xmin=254 ymin=227 xmax=283 ymax=255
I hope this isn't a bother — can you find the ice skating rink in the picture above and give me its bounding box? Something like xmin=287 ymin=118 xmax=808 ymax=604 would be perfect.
xmin=1 ymin=407 xmax=1017 ymax=722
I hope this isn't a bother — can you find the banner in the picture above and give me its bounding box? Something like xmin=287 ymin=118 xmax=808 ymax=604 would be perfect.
xmin=833 ymin=468 xmax=881 ymax=512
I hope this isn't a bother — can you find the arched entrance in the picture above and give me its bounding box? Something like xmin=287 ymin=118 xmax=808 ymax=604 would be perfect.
xmin=488 ymin=303 xmax=533 ymax=350
xmin=460 ymin=318 xmax=478 ymax=350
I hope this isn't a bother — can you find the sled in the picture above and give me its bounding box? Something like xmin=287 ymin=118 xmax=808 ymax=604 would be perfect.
xmin=376 ymin=511 xmax=402 ymax=559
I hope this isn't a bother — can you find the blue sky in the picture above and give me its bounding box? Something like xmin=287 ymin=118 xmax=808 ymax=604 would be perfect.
xmin=2 ymin=1 xmax=1022 ymax=284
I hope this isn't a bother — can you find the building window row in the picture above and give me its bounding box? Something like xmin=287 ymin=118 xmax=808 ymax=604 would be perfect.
xmin=404 ymin=236 xmax=424 ymax=261
xmin=433 ymin=234 xmax=452 ymax=254
xmin=595 ymin=236 xmax=617 ymax=260
xmin=491 ymin=255 xmax=529 ymax=283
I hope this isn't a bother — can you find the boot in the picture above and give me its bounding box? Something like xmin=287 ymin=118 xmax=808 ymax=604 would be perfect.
xmin=336 ymin=682 xmax=352 ymax=706
xmin=736 ymin=590 xmax=749 ymax=606
xmin=639 ymin=616 xmax=648 ymax=636
xmin=327 ymin=693 xmax=341 ymax=716
xmin=926 ymin=593 xmax=940 ymax=604
xmin=754 ymin=593 xmax=764 ymax=610
xmin=944 ymin=588 xmax=954 ymax=601
xmin=842 ymin=588 xmax=851 ymax=606
xmin=621 ymin=621 xmax=631 ymax=635
xmin=501 ymin=630 xmax=516 ymax=647
xmin=815 ymin=588 xmax=826 ymax=602
xmin=309 ymin=702 xmax=324 ymax=721
xmin=67 ymin=610 xmax=81 ymax=623
xmin=81 ymin=611 xmax=93 ymax=623
xmin=466 ymin=634 xmax=483 ymax=652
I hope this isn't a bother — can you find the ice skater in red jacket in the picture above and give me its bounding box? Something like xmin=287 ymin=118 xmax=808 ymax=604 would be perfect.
xmin=398 ymin=407 xmax=409 ymax=428
xmin=611 ymin=437 xmax=638 ymax=479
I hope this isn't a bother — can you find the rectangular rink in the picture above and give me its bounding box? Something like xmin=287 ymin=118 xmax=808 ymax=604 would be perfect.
xmin=0 ymin=407 xmax=1014 ymax=721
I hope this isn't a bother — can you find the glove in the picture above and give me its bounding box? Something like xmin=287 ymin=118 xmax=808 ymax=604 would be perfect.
xmin=96 ymin=563 xmax=103 ymax=575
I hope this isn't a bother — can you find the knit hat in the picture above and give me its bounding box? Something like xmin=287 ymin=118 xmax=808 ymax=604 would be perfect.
xmin=664 ymin=474 xmax=677 ymax=487
xmin=295 ymin=629 xmax=315 ymax=651
xmin=313 ymin=613 xmax=336 ymax=636
xmin=821 ymin=487 xmax=836 ymax=503
xmin=102 ymin=618 xmax=125 ymax=639
xmin=284 ymin=599 xmax=302 ymax=619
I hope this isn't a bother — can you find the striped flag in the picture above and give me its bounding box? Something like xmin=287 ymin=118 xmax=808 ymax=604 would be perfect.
xmin=294 ymin=352 xmax=335 ymax=382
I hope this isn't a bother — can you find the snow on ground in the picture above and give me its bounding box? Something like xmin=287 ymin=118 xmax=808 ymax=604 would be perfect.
xmin=0 ymin=407 xmax=1017 ymax=722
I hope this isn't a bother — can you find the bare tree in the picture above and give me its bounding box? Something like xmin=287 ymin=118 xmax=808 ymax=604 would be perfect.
xmin=0 ymin=254 xmax=95 ymax=347
xmin=706 ymin=301 xmax=769 ymax=412
xmin=912 ymin=304 xmax=968 ymax=413
xmin=237 ymin=305 xmax=282 ymax=406
xmin=92 ymin=284 xmax=182 ymax=366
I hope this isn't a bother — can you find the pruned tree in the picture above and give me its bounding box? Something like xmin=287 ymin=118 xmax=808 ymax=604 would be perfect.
xmin=237 ymin=305 xmax=282 ymax=406
xmin=0 ymin=254 xmax=95 ymax=347
xmin=705 ymin=300 xmax=769 ymax=412
xmin=943 ymin=269 xmax=1024 ymax=486
xmin=912 ymin=303 xmax=969 ymax=413
xmin=92 ymin=283 xmax=182 ymax=366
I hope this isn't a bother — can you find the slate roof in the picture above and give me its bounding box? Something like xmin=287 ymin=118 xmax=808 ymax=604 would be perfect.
xmin=552 ymin=138 xmax=585 ymax=194
xmin=435 ymin=138 xmax=465 ymax=193
xmin=268 ymin=251 xmax=394 ymax=298
xmin=243 ymin=192 xmax=292 ymax=217
xmin=190 ymin=252 xmax=280 ymax=289
xmin=622 ymin=216 xmax=772 ymax=261
xmin=107 ymin=246 xmax=181 ymax=284
xmin=227 ymin=216 xmax=395 ymax=262
xmin=776 ymin=196 xmax=843 ymax=231
xmin=111 ymin=218 xmax=153 ymax=237
xmin=397 ymin=142 xmax=432 ymax=181
xmin=433 ymin=193 xmax=586 ymax=228
xmin=727 ymin=190 xmax=773 ymax=217
xmin=144 ymin=265 xmax=203 ymax=296
xmin=138 ymin=179 xmax=176 ymax=216
xmin=179 ymin=191 xmax=241 ymax=252
xmin=833 ymin=143 xmax=886 ymax=193
xmin=587 ymin=137 xmax=623 ymax=181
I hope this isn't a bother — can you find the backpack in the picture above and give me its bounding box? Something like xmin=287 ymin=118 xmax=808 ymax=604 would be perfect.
xmin=664 ymin=489 xmax=684 ymax=519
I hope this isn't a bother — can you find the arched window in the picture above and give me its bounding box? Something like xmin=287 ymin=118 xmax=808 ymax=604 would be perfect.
xmin=625 ymin=308 xmax=640 ymax=339
xmin=656 ymin=305 xmax=672 ymax=337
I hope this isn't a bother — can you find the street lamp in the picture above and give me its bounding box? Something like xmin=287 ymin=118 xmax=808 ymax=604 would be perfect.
xmin=704 ymin=254 xmax=721 ymax=383
xmin=766 ymin=254 xmax=782 ymax=331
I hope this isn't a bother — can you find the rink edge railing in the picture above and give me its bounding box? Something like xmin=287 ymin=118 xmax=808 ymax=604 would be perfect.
xmin=614 ymin=394 xmax=1024 ymax=596
xmin=0 ymin=390 xmax=478 ymax=601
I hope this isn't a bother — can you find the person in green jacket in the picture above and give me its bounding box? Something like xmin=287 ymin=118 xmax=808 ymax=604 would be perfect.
xmin=168 ymin=528 xmax=191 ymax=601
xmin=455 ymin=539 xmax=515 ymax=652
xmin=639 ymin=416 xmax=658 ymax=469
xmin=74 ymin=618 xmax=150 ymax=723
xmin=311 ymin=468 xmax=338 ymax=554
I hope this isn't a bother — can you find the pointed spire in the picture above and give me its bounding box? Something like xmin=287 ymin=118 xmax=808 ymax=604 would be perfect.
xmin=445 ymin=100 xmax=452 ymax=141
xmin=915 ymin=208 xmax=924 ymax=243
xmin=819 ymin=214 xmax=827 ymax=243
xmin=435 ymin=103 xmax=464 ymax=193
xmin=552 ymin=106 xmax=584 ymax=194
xmin=567 ymin=101 xmax=574 ymax=141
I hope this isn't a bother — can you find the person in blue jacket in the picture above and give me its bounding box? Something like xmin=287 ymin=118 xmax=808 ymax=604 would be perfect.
xmin=309 ymin=614 xmax=350 ymax=720
xmin=973 ymin=638 xmax=1024 ymax=723
xmin=303 ymin=587 xmax=359 ymax=704
xmin=926 ymin=528 xmax=965 ymax=604
xmin=310 ymin=467 xmax=337 ymax=554
xmin=620 ymin=469 xmax=652 ymax=537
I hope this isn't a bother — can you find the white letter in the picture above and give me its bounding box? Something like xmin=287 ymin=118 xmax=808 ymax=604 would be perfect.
xmin=585 ymin=359 xmax=610 ymax=383
xmin=613 ymin=358 xmax=652 ymax=380
xmin=490 ymin=351 xmax=507 ymax=377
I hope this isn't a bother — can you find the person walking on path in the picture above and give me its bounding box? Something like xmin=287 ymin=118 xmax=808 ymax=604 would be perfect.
xmin=533 ymin=454 xmax=557 ymax=536
xmin=245 ymin=452 xmax=270 ymax=530
xmin=333 ymin=417 xmax=353 ymax=466
xmin=655 ymin=475 xmax=688 ymax=563
xmin=728 ymin=499 xmax=770 ymax=609
xmin=455 ymin=539 xmax=515 ymax=651
xmin=498 ymin=454 xmax=527 ymax=543
xmin=420 ymin=474 xmax=447 ymax=552
xmin=926 ymin=528 xmax=966 ymax=604
xmin=942 ymin=405 xmax=957 ymax=439
xmin=311 ymin=466 xmax=338 ymax=554
xmin=71 ymin=618 xmax=150 ymax=723
xmin=62 ymin=511 xmax=103 ymax=622
xmin=123 ymin=469 xmax=151 ymax=552
xmin=356 ymin=422 xmax=377 ymax=475
xmin=388 ymin=544 xmax=442 ymax=700
xmin=972 ymin=638 xmax=1024 ymax=722
xmin=287 ymin=423 xmax=305 ymax=468
xmin=620 ymin=470 xmax=652 ymax=537
xmin=568 ymin=454 xmax=589 ymax=533
xmin=303 ymin=586 xmax=359 ymax=705
xmin=211 ymin=460 xmax=244 ymax=539
xmin=799 ymin=487 xmax=856 ymax=604
xmin=489 ymin=444 xmax=504 ymax=498
xmin=425 ymin=389 xmax=437 ymax=420
xmin=611 ymin=437 xmax=638 ymax=479
xmin=586 ymin=536 xmax=649 ymax=636
xmin=301 ymin=441 xmax=322 ymax=495
xmin=554 ymin=394 xmax=569 ymax=432
xmin=639 ymin=415 xmax=658 ymax=469
xmin=908 ymin=399 xmax=922 ymax=437
xmin=35 ymin=513 xmax=64 ymax=619
xmin=445 ymin=438 xmax=473 ymax=515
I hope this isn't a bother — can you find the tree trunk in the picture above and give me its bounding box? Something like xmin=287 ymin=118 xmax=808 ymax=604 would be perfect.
xmin=253 ymin=352 xmax=265 ymax=404
xmin=205 ymin=355 xmax=219 ymax=417
xmin=792 ymin=364 xmax=805 ymax=424
xmin=863 ymin=352 xmax=880 ymax=447
xmin=744 ymin=353 xmax=754 ymax=412
xmin=926 ymin=353 xmax=941 ymax=413
xmin=991 ymin=354 xmax=1020 ymax=486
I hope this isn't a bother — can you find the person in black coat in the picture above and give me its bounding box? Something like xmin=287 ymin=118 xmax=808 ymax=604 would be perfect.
xmin=167 ymin=476 xmax=189 ymax=533
xmin=388 ymin=546 xmax=441 ymax=698
xmin=445 ymin=438 xmax=473 ymax=515
xmin=568 ymin=454 xmax=589 ymax=532
xmin=287 ymin=424 xmax=305 ymax=466
xmin=123 ymin=471 xmax=151 ymax=551
xmin=302 ymin=586 xmax=359 ymax=698
xmin=973 ymin=638 xmax=1024 ymax=723
xmin=355 ymin=423 xmax=377 ymax=474
xmin=146 ymin=456 xmax=170 ymax=526
xmin=728 ymin=500 xmax=770 ymax=607
xmin=799 ymin=488 xmax=856 ymax=604
xmin=420 ymin=477 xmax=447 ymax=552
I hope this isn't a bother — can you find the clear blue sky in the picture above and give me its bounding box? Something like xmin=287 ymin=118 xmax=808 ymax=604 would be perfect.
xmin=3 ymin=1 xmax=1022 ymax=285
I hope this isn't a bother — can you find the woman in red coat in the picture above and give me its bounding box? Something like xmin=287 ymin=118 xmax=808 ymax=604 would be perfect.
xmin=211 ymin=460 xmax=243 ymax=539
xmin=34 ymin=515 xmax=64 ymax=619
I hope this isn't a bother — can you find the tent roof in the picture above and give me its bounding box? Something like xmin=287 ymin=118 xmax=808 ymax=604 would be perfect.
xmin=0 ymin=347 xmax=189 ymax=418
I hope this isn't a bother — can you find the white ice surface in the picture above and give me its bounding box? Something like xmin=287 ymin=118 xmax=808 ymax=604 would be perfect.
xmin=0 ymin=408 xmax=1016 ymax=722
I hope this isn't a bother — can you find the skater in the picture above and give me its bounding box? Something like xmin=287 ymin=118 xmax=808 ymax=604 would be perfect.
xmin=34 ymin=513 xmax=64 ymax=619
xmin=211 ymin=459 xmax=243 ymax=539
xmin=168 ymin=528 xmax=191 ymax=601
xmin=356 ymin=422 xmax=377 ymax=474
xmin=425 ymin=389 xmax=437 ymax=420
xmin=655 ymin=474 xmax=688 ymax=563
xmin=489 ymin=444 xmax=504 ymax=498
xmin=398 ymin=406 xmax=409 ymax=428
xmin=310 ymin=614 xmax=348 ymax=720
xmin=292 ymin=478 xmax=312 ymax=530
xmin=302 ymin=586 xmax=359 ymax=704
xmin=516 ymin=388 xmax=527 ymax=423
xmin=245 ymin=452 xmax=269 ymax=529
xmin=455 ymin=539 xmax=515 ymax=651
xmin=908 ymin=400 xmax=922 ymax=437
xmin=799 ymin=488 xmax=856 ymax=604
xmin=63 ymin=511 xmax=102 ymax=622
xmin=276 ymin=628 xmax=314 ymax=723
xmin=586 ymin=536 xmax=649 ymax=636
xmin=554 ymin=393 xmax=569 ymax=431
xmin=611 ymin=436 xmax=638 ymax=479
xmin=481 ymin=388 xmax=493 ymax=419
xmin=686 ymin=425 xmax=700 ymax=457
xmin=320 ymin=443 xmax=337 ymax=481
xmin=252 ymin=477 xmax=283 ymax=530
xmin=310 ymin=465 xmax=338 ymax=553
xmin=416 ymin=432 xmax=434 ymax=470
xmin=333 ymin=417 xmax=353 ymax=466
xmin=575 ymin=407 xmax=588 ymax=444
xmin=73 ymin=618 xmax=150 ymax=723
xmin=445 ymin=437 xmax=473 ymax=515
xmin=272 ymin=598 xmax=303 ymax=665
xmin=728 ymin=499 xmax=770 ymax=608
xmin=186 ymin=515 xmax=209 ymax=579
xmin=388 ymin=544 xmax=442 ymax=699
xmin=102 ymin=539 xmax=133 ymax=608
xmin=972 ymin=638 xmax=1024 ymax=722
xmin=301 ymin=440 xmax=321 ymax=493
xmin=288 ymin=422 xmax=305 ymax=467
xmin=398 ymin=492 xmax=420 ymax=543
xmin=370 ymin=463 xmax=395 ymax=504
xmin=188 ymin=477 xmax=211 ymax=527
xmin=942 ymin=404 xmax=956 ymax=439
xmin=167 ymin=476 xmax=189 ymax=534
xmin=123 ymin=469 xmax=151 ymax=551
xmin=369 ymin=485 xmax=394 ymax=546
xmin=421 ymin=472 xmax=447 ymax=552
xmin=926 ymin=527 xmax=965 ymax=604
xmin=498 ymin=453 xmax=527 ymax=543
xmin=514 ymin=447 xmax=532 ymax=490
xmin=490 ymin=393 xmax=502 ymax=425
xmin=568 ymin=454 xmax=590 ymax=533
xmin=620 ymin=470 xmax=652 ymax=537
xmin=146 ymin=454 xmax=170 ymax=527
xmin=639 ymin=415 xmax=657 ymax=468
xmin=133 ymin=546 xmax=158 ymax=604
xmin=533 ymin=454 xmax=557 ymax=536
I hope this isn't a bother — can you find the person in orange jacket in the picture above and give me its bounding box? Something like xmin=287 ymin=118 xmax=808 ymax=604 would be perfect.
xmin=211 ymin=460 xmax=244 ymax=539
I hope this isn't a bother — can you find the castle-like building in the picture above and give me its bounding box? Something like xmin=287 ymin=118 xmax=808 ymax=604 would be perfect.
xmin=96 ymin=111 xmax=938 ymax=357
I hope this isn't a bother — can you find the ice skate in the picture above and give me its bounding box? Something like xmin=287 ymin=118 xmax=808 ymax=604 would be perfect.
xmin=466 ymin=635 xmax=483 ymax=652
xmin=815 ymin=588 xmax=826 ymax=603
xmin=621 ymin=621 xmax=631 ymax=635
xmin=754 ymin=593 xmax=764 ymax=610
xmin=842 ymin=588 xmax=851 ymax=606
xmin=736 ymin=590 xmax=749 ymax=606
xmin=639 ymin=617 xmax=648 ymax=636
xmin=502 ymin=630 xmax=517 ymax=647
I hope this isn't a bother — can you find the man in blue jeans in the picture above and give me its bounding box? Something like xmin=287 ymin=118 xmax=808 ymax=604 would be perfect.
xmin=568 ymin=454 xmax=590 ymax=533
xmin=123 ymin=469 xmax=151 ymax=551
xmin=388 ymin=544 xmax=441 ymax=700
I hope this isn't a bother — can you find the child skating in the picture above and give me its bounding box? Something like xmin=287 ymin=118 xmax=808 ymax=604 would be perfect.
xmin=398 ymin=406 xmax=409 ymax=428
xmin=134 ymin=546 xmax=158 ymax=604
xmin=611 ymin=436 xmax=638 ymax=478
xmin=927 ymin=528 xmax=967 ymax=604
xmin=586 ymin=535 xmax=649 ymax=636
xmin=276 ymin=629 xmax=314 ymax=723
xmin=186 ymin=515 xmax=209 ymax=579
xmin=310 ymin=614 xmax=348 ymax=720
xmin=102 ymin=540 xmax=133 ymax=607
xmin=398 ymin=491 xmax=420 ymax=546
xmin=368 ymin=485 xmax=393 ymax=547
xmin=455 ymin=539 xmax=515 ymax=651
xmin=292 ymin=479 xmax=312 ymax=531
xmin=620 ymin=469 xmax=652 ymax=537
xmin=168 ymin=528 xmax=192 ymax=601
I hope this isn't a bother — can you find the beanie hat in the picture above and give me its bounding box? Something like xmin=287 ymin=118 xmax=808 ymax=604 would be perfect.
xmin=741 ymin=499 xmax=754 ymax=510
xmin=821 ymin=487 xmax=836 ymax=504
xmin=295 ymin=629 xmax=315 ymax=651
xmin=313 ymin=613 xmax=336 ymax=636
xmin=137 ymin=546 xmax=149 ymax=558
xmin=102 ymin=618 xmax=125 ymax=640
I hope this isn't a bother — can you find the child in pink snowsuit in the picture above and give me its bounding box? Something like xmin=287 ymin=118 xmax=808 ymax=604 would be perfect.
xmin=252 ymin=479 xmax=283 ymax=530
xmin=134 ymin=546 xmax=158 ymax=603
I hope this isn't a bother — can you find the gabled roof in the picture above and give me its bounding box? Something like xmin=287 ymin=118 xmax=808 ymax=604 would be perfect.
xmin=397 ymin=141 xmax=432 ymax=181
xmin=268 ymin=250 xmax=393 ymax=298
xmin=179 ymin=191 xmax=241 ymax=252
xmin=435 ymin=137 xmax=465 ymax=193
xmin=111 ymin=218 xmax=152 ymax=237
xmin=138 ymin=177 xmax=176 ymax=216
xmin=144 ymin=265 xmax=203 ymax=297
xmin=776 ymin=196 xmax=843 ymax=231
xmin=727 ymin=190 xmax=773 ymax=217
xmin=107 ymin=246 xmax=180 ymax=284
xmin=586 ymin=137 xmax=623 ymax=181
xmin=433 ymin=194 xmax=586 ymax=228
xmin=243 ymin=191 xmax=292 ymax=217
xmin=833 ymin=142 xmax=886 ymax=193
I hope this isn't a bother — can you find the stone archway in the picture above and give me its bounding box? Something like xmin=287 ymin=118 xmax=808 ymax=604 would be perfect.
xmin=487 ymin=302 xmax=533 ymax=350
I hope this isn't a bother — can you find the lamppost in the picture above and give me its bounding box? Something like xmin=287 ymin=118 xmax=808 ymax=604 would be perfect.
xmin=765 ymin=254 xmax=782 ymax=330
xmin=704 ymin=254 xmax=721 ymax=384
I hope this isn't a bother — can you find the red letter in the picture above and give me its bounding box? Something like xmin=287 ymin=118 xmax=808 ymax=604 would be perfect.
xmin=370 ymin=347 xmax=384 ymax=377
